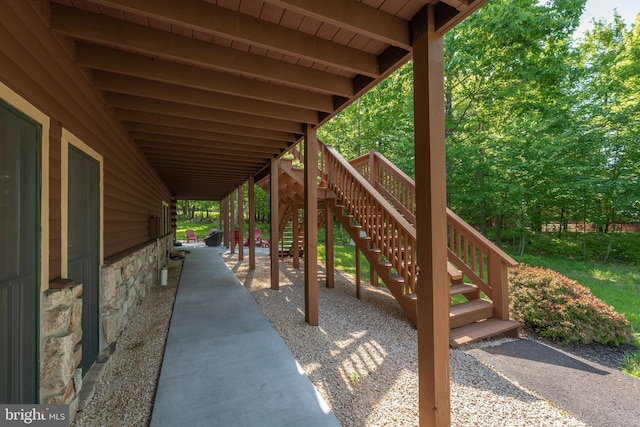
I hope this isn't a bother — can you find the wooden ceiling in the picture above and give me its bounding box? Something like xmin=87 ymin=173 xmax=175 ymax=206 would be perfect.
xmin=48 ymin=0 xmax=486 ymax=200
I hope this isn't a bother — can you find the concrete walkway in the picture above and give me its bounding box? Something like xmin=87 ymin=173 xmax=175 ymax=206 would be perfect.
xmin=150 ymin=247 xmax=341 ymax=427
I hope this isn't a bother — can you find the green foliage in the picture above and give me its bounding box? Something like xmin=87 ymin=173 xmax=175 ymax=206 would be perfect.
xmin=175 ymin=220 xmax=216 ymax=241
xmin=509 ymin=264 xmax=634 ymax=345
xmin=624 ymin=336 xmax=640 ymax=377
xmin=496 ymin=230 xmax=640 ymax=264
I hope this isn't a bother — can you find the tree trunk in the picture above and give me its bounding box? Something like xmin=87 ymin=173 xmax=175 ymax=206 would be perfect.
xmin=518 ymin=231 xmax=525 ymax=257
xmin=558 ymin=207 xmax=564 ymax=239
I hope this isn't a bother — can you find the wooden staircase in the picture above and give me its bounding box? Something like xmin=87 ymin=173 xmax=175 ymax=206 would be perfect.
xmin=259 ymin=144 xmax=519 ymax=347
xmin=344 ymin=147 xmax=520 ymax=347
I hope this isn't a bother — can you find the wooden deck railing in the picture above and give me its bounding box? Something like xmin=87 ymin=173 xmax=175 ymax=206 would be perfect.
xmin=319 ymin=143 xmax=418 ymax=294
xmin=350 ymin=150 xmax=518 ymax=320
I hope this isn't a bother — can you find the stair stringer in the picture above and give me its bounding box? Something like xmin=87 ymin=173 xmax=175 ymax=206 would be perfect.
xmin=329 ymin=198 xmax=417 ymax=324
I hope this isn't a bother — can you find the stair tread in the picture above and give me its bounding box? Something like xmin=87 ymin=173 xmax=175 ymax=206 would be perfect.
xmin=449 ymin=298 xmax=492 ymax=316
xmin=449 ymin=283 xmax=478 ymax=296
xmin=449 ymin=319 xmax=520 ymax=348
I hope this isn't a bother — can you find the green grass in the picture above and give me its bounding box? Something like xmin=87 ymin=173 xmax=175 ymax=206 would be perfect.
xmin=176 ymin=219 xmax=218 ymax=241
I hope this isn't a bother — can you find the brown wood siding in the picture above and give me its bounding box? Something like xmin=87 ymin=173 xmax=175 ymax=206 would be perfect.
xmin=49 ymin=120 xmax=62 ymax=280
xmin=0 ymin=2 xmax=171 ymax=262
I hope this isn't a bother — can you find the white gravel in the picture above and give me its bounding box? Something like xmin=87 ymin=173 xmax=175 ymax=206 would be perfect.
xmin=72 ymin=250 xmax=586 ymax=426
xmin=224 ymin=253 xmax=587 ymax=427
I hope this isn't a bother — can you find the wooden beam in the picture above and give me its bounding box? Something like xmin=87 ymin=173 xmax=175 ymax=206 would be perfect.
xmin=304 ymin=125 xmax=318 ymax=326
xmin=124 ymin=124 xmax=289 ymax=150
xmin=94 ymin=71 xmax=320 ymax=124
xmin=87 ymin=0 xmax=379 ymax=77
xmin=135 ymin=142 xmax=277 ymax=159
xmin=263 ymin=0 xmax=411 ymax=49
xmin=105 ymin=93 xmax=304 ymax=134
xmin=143 ymin=150 xmax=264 ymax=170
xmin=249 ymin=176 xmax=256 ymax=270
xmin=77 ymin=43 xmax=335 ymax=113
xmin=413 ymin=6 xmax=450 ymax=427
xmin=114 ymin=108 xmax=298 ymax=142
xmin=130 ymin=133 xmax=286 ymax=153
xmin=270 ymin=157 xmax=280 ymax=290
xmin=51 ymin=4 xmax=354 ymax=96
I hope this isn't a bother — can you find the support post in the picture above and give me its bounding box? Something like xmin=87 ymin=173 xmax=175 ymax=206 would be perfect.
xmin=325 ymin=203 xmax=334 ymax=288
xmin=304 ymin=125 xmax=318 ymax=326
xmin=238 ymin=183 xmax=244 ymax=261
xmin=413 ymin=6 xmax=450 ymax=426
xmin=270 ymin=157 xmax=280 ymax=290
xmin=223 ymin=196 xmax=230 ymax=247
xmin=370 ymin=266 xmax=378 ymax=287
xmin=249 ymin=176 xmax=256 ymax=270
xmin=230 ymin=191 xmax=236 ymax=255
xmin=355 ymin=248 xmax=361 ymax=299
xmin=292 ymin=206 xmax=300 ymax=269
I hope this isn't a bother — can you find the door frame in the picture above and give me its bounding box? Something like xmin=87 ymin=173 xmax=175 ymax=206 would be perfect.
xmin=61 ymin=129 xmax=104 ymax=361
xmin=61 ymin=129 xmax=104 ymax=277
xmin=0 ymin=81 xmax=50 ymax=402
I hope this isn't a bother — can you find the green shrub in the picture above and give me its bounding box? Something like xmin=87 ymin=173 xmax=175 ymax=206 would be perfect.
xmin=509 ymin=264 xmax=634 ymax=345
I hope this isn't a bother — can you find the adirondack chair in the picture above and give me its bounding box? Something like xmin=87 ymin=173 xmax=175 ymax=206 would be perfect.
xmin=185 ymin=229 xmax=198 ymax=243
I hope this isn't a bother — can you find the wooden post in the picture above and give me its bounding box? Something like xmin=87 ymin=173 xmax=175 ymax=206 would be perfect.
xmin=270 ymin=157 xmax=280 ymax=290
xmin=292 ymin=206 xmax=300 ymax=269
xmin=249 ymin=176 xmax=256 ymax=270
xmin=355 ymin=248 xmax=361 ymax=299
xmin=413 ymin=6 xmax=450 ymax=426
xmin=369 ymin=150 xmax=378 ymax=188
xmin=325 ymin=203 xmax=334 ymax=288
xmin=370 ymin=266 xmax=378 ymax=287
xmin=223 ymin=196 xmax=230 ymax=247
xmin=238 ymin=183 xmax=244 ymax=261
xmin=230 ymin=191 xmax=236 ymax=255
xmin=304 ymin=125 xmax=318 ymax=326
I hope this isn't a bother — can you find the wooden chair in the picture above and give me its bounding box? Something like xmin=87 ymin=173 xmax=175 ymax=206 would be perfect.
xmin=186 ymin=229 xmax=198 ymax=243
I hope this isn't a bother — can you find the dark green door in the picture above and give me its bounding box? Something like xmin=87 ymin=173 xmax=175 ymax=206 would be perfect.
xmin=68 ymin=147 xmax=100 ymax=374
xmin=0 ymin=101 xmax=40 ymax=403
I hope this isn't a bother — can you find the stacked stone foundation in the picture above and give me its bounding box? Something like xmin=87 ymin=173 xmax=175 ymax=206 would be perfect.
xmin=39 ymin=236 xmax=173 ymax=420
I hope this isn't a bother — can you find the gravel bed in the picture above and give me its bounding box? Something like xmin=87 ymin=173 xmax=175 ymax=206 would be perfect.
xmin=224 ymin=254 xmax=589 ymax=427
xmin=72 ymin=258 xmax=183 ymax=427
xmin=73 ymin=250 xmax=631 ymax=426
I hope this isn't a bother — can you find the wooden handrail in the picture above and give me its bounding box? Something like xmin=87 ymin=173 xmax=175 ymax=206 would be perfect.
xmin=284 ymin=141 xmax=516 ymax=321
xmin=350 ymin=149 xmax=517 ymax=320
xmin=320 ymin=142 xmax=418 ymax=293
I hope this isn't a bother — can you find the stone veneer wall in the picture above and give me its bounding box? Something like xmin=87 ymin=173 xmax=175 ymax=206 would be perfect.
xmin=39 ymin=235 xmax=173 ymax=416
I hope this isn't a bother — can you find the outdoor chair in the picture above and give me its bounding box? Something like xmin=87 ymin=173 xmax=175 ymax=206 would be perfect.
xmin=186 ymin=229 xmax=198 ymax=243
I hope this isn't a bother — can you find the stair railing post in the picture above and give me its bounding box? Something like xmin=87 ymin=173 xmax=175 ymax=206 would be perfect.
xmin=369 ymin=150 xmax=378 ymax=188
xmin=489 ymin=255 xmax=509 ymax=320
